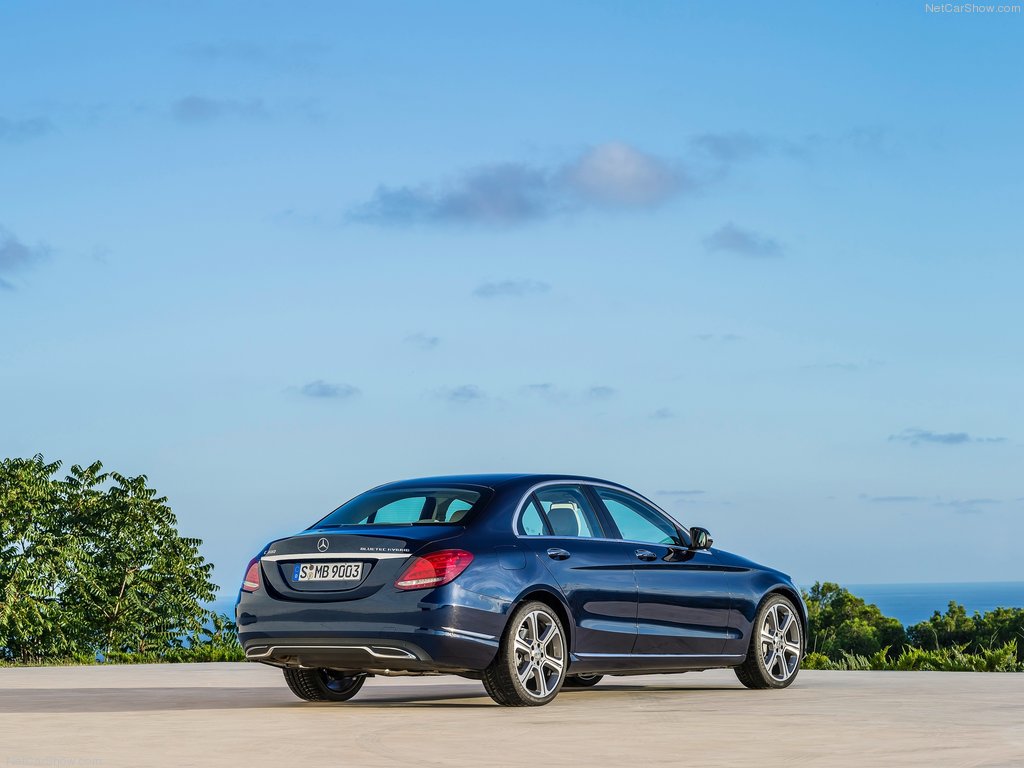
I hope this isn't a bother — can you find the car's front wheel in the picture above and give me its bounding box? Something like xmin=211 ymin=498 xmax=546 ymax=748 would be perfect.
xmin=734 ymin=594 xmax=803 ymax=689
xmin=483 ymin=601 xmax=567 ymax=706
xmin=283 ymin=668 xmax=367 ymax=702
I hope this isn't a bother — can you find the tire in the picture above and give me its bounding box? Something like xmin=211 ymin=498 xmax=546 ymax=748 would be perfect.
xmin=283 ymin=668 xmax=367 ymax=702
xmin=483 ymin=601 xmax=568 ymax=706
xmin=563 ymin=674 xmax=603 ymax=688
xmin=735 ymin=593 xmax=803 ymax=690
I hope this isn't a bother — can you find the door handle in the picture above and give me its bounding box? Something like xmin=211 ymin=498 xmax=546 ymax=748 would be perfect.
xmin=546 ymin=548 xmax=571 ymax=561
xmin=635 ymin=549 xmax=657 ymax=561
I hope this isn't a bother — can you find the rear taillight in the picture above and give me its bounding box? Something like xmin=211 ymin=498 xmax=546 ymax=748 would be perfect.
xmin=241 ymin=556 xmax=261 ymax=592
xmin=394 ymin=549 xmax=474 ymax=591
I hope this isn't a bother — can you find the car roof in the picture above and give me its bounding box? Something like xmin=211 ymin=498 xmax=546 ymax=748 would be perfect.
xmin=372 ymin=473 xmax=629 ymax=491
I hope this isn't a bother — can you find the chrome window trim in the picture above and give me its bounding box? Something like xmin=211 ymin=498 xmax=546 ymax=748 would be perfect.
xmin=511 ymin=479 xmax=692 ymax=546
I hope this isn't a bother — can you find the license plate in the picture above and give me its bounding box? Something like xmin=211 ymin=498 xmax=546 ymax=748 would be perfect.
xmin=291 ymin=562 xmax=364 ymax=582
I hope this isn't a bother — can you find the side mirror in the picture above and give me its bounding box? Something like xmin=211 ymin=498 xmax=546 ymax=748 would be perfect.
xmin=689 ymin=526 xmax=713 ymax=550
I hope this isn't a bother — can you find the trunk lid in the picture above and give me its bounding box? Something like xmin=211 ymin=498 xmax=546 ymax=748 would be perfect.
xmin=260 ymin=525 xmax=460 ymax=601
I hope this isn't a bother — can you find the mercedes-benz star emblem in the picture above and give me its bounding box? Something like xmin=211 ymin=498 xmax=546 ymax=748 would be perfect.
xmin=316 ymin=537 xmax=329 ymax=552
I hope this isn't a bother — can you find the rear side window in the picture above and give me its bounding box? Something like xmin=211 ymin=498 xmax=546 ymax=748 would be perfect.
xmin=521 ymin=485 xmax=605 ymax=538
xmin=443 ymin=498 xmax=474 ymax=522
xmin=518 ymin=497 xmax=550 ymax=536
xmin=317 ymin=488 xmax=484 ymax=527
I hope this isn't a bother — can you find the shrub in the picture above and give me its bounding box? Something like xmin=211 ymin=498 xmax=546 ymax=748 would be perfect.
xmin=907 ymin=603 xmax=1024 ymax=662
xmin=802 ymin=582 xmax=906 ymax=661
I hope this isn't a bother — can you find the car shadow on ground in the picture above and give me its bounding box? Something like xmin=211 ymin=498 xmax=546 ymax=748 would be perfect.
xmin=564 ymin=684 xmax=740 ymax=692
xmin=0 ymin=686 xmax=493 ymax=713
xmin=0 ymin=682 xmax=744 ymax=713
xmin=343 ymin=683 xmax=743 ymax=708
xmin=0 ymin=687 xmax=287 ymax=714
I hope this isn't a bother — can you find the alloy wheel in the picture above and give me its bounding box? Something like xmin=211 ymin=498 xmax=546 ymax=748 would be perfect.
xmin=513 ymin=609 xmax=565 ymax=699
xmin=760 ymin=601 xmax=801 ymax=682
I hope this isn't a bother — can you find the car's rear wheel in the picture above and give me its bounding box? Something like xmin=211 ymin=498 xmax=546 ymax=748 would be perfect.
xmin=563 ymin=673 xmax=603 ymax=688
xmin=483 ymin=601 xmax=567 ymax=706
xmin=283 ymin=668 xmax=367 ymax=702
xmin=735 ymin=594 xmax=803 ymax=689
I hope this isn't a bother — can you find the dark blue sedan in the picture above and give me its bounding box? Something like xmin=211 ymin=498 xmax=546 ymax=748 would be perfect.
xmin=237 ymin=474 xmax=806 ymax=706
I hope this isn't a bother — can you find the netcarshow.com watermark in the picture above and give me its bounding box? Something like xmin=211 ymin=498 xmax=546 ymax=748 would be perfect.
xmin=925 ymin=2 xmax=1021 ymax=12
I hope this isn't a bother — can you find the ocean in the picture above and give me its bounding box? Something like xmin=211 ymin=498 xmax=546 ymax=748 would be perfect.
xmin=836 ymin=581 xmax=1024 ymax=626
xmin=212 ymin=582 xmax=1024 ymax=628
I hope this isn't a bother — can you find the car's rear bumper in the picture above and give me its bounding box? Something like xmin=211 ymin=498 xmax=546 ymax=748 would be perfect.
xmin=236 ymin=583 xmax=507 ymax=673
xmin=241 ymin=632 xmax=494 ymax=672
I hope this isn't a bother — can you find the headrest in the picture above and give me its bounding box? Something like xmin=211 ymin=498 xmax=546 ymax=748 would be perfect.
xmin=547 ymin=503 xmax=580 ymax=537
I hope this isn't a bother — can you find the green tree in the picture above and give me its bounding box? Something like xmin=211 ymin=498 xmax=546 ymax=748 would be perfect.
xmin=908 ymin=602 xmax=1024 ymax=662
xmin=0 ymin=455 xmax=218 ymax=663
xmin=802 ymin=581 xmax=906 ymax=660
xmin=0 ymin=456 xmax=81 ymax=661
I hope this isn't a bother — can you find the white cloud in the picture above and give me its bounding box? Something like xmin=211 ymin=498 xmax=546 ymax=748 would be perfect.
xmin=350 ymin=142 xmax=688 ymax=226
xmin=562 ymin=142 xmax=684 ymax=207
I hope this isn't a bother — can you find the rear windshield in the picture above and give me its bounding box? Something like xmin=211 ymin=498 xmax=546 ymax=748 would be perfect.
xmin=316 ymin=488 xmax=485 ymax=527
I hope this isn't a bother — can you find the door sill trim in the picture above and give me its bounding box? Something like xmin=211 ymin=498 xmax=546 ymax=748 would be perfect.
xmin=576 ymin=652 xmax=745 ymax=659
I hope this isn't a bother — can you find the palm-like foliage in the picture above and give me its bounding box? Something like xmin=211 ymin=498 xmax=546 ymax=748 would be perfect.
xmin=804 ymin=641 xmax=1023 ymax=672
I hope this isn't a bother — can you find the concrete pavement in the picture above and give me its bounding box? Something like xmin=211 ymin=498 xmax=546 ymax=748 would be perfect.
xmin=1 ymin=663 xmax=1021 ymax=767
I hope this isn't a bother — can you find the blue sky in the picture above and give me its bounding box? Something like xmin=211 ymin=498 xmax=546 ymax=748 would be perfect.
xmin=2 ymin=1 xmax=1022 ymax=592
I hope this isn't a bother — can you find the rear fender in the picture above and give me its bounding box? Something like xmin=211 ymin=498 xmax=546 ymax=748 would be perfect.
xmin=450 ymin=534 xmax=576 ymax=650
xmin=507 ymin=584 xmax=576 ymax=655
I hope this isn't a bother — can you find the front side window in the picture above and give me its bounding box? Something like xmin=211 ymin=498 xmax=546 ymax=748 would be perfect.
xmin=531 ymin=485 xmax=604 ymax=538
xmin=316 ymin=488 xmax=484 ymax=527
xmin=594 ymin=488 xmax=679 ymax=545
